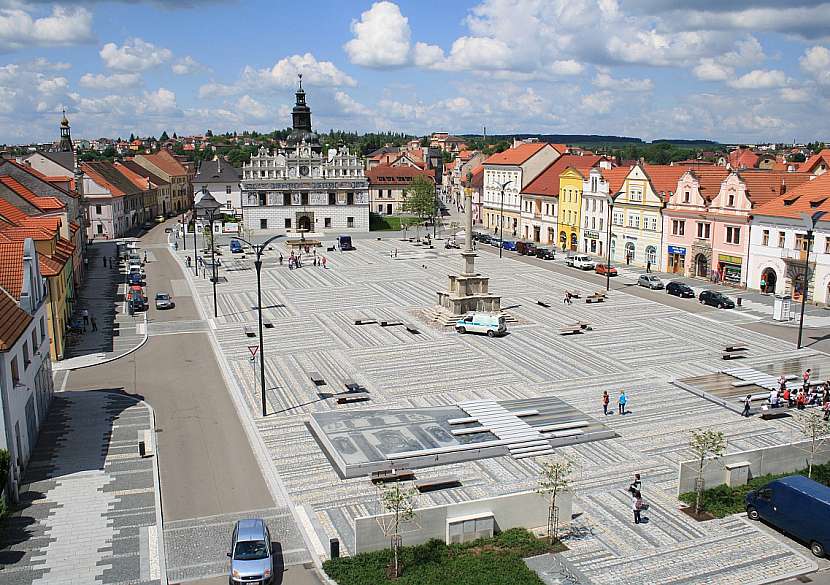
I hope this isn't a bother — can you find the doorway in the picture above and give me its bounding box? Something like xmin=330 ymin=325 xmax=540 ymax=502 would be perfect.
xmin=695 ymin=253 xmax=708 ymax=278
xmin=297 ymin=214 xmax=312 ymax=231
xmin=761 ymin=267 xmax=777 ymax=293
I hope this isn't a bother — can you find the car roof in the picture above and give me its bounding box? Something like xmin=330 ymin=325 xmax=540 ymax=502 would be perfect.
xmin=236 ymin=518 xmax=267 ymax=541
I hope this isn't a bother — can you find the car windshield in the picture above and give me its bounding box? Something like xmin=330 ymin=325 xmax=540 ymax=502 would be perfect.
xmin=156 ymin=294 xmax=169 ymax=300
xmin=234 ymin=539 xmax=268 ymax=561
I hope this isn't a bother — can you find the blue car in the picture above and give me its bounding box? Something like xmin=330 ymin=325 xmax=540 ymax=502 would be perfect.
xmin=230 ymin=239 xmax=243 ymax=254
xmin=501 ymin=240 xmax=516 ymax=251
xmin=129 ymin=272 xmax=143 ymax=285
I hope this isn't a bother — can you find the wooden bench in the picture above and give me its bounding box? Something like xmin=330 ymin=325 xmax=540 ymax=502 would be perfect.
xmin=585 ymin=294 xmax=605 ymax=304
xmin=536 ymin=300 xmax=551 ymax=308
xmin=263 ymin=320 xmax=274 ymax=329
xmin=308 ymin=371 xmax=325 ymax=386
xmin=560 ymin=324 xmax=583 ymax=335
xmin=722 ymin=352 xmax=746 ymax=360
xmin=337 ymin=395 xmax=370 ymax=405
xmin=243 ymin=325 xmax=256 ymax=338
xmin=415 ymin=475 xmax=461 ymax=493
xmin=405 ymin=324 xmax=421 ymax=334
xmin=370 ymin=469 xmax=416 ymax=483
xmin=344 ymin=380 xmax=361 ymax=392
xmin=725 ymin=344 xmax=749 ymax=352
xmin=380 ymin=320 xmax=404 ymax=327
xmin=354 ymin=319 xmax=377 ymax=325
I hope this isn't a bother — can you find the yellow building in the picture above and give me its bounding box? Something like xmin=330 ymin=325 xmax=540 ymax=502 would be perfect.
xmin=557 ymin=167 xmax=586 ymax=251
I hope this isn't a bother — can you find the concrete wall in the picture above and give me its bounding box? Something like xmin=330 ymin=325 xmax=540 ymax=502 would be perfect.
xmin=353 ymin=489 xmax=571 ymax=554
xmin=677 ymin=440 xmax=830 ymax=495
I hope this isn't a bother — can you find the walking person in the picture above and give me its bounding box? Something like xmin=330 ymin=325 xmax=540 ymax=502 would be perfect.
xmin=82 ymin=308 xmax=89 ymax=331
xmin=91 ymin=316 xmax=98 ymax=332
xmin=632 ymin=490 xmax=643 ymax=524
xmin=823 ymin=400 xmax=830 ymax=422
xmin=321 ymin=255 xmax=327 ymax=269
xmin=742 ymin=394 xmax=752 ymax=417
xmin=646 ymin=260 xmax=651 ymax=273
xmin=279 ymin=254 xmax=283 ymax=266
xmin=629 ymin=473 xmax=642 ymax=494
xmin=618 ymin=390 xmax=627 ymax=415
xmin=803 ymin=368 xmax=812 ymax=391
xmin=602 ymin=390 xmax=610 ymax=416
xmin=102 ymin=256 xmax=107 ymax=267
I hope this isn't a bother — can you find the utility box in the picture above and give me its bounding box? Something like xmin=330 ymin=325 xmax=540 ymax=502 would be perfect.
xmin=773 ymin=295 xmax=792 ymax=321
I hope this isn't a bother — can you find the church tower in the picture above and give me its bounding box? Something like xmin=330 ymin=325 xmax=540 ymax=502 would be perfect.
xmin=58 ymin=110 xmax=73 ymax=152
xmin=286 ymin=74 xmax=321 ymax=152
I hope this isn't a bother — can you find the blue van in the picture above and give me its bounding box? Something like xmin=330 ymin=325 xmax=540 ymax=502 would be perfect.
xmin=746 ymin=475 xmax=830 ymax=557
xmin=337 ymin=235 xmax=354 ymax=251
xmin=230 ymin=239 xmax=243 ymax=254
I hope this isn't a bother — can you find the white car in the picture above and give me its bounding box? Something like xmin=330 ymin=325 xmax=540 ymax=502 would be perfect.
xmin=455 ymin=313 xmax=507 ymax=337
xmin=568 ymin=254 xmax=595 ymax=270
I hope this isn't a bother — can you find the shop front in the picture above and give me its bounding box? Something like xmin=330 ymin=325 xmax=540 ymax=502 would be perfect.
xmin=584 ymin=230 xmax=600 ymax=255
xmin=717 ymin=254 xmax=743 ymax=285
xmin=667 ymin=245 xmax=686 ymax=274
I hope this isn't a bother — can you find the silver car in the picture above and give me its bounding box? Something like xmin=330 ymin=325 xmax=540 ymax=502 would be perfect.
xmin=154 ymin=292 xmax=175 ymax=310
xmin=637 ymin=274 xmax=664 ymax=289
xmin=228 ymin=519 xmax=273 ymax=584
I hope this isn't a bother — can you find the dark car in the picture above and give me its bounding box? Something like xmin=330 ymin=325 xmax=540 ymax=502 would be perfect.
xmin=699 ymin=290 xmax=735 ymax=308
xmin=666 ymin=281 xmax=695 ymax=298
xmin=128 ymin=290 xmax=146 ymax=311
xmin=129 ymin=272 xmax=143 ymax=286
xmin=515 ymin=241 xmax=538 ymax=256
xmin=535 ymin=247 xmax=556 ymax=260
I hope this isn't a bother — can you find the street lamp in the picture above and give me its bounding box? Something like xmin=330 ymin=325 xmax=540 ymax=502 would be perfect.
xmin=195 ymin=187 xmax=222 ymax=318
xmin=797 ymin=210 xmax=825 ymax=349
xmin=233 ymin=234 xmax=283 ymax=417
xmin=605 ymin=192 xmax=620 ymax=292
xmin=498 ymin=180 xmax=513 ymax=259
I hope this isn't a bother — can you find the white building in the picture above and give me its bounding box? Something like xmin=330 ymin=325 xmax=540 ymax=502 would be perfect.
xmin=0 ymin=238 xmax=54 ymax=501
xmin=193 ymin=159 xmax=241 ymax=216
xmin=581 ymin=165 xmax=615 ymax=256
xmin=240 ymin=80 xmax=369 ymax=233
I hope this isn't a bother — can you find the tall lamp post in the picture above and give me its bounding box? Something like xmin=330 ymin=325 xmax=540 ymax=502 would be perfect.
xmin=797 ymin=211 xmax=825 ymax=349
xmin=605 ymin=192 xmax=620 ymax=291
xmin=195 ymin=188 xmax=222 ymax=318
xmin=498 ymin=180 xmax=513 ymax=259
xmin=233 ymin=235 xmax=283 ymax=417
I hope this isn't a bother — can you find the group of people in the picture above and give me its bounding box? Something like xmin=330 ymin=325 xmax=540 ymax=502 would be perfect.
xmin=283 ymin=249 xmax=327 ymax=270
xmin=602 ymin=390 xmax=628 ymax=415
xmin=628 ymin=474 xmax=646 ymax=524
xmin=743 ymin=368 xmax=830 ymax=420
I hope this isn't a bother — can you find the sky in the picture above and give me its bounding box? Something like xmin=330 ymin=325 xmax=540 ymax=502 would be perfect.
xmin=1 ymin=0 xmax=830 ymax=145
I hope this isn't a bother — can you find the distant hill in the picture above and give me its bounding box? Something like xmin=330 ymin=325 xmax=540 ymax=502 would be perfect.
xmin=460 ymin=134 xmax=721 ymax=148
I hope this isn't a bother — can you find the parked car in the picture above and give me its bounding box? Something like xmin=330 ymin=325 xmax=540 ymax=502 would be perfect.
xmin=476 ymin=233 xmax=493 ymax=245
xmin=154 ymin=215 xmax=165 ymax=223
xmin=565 ymin=254 xmax=594 ymax=270
xmin=228 ymin=518 xmax=274 ymax=584
xmin=129 ymin=272 xmax=143 ymax=286
xmin=155 ymin=292 xmax=175 ymax=310
xmin=535 ymin=247 xmax=556 ymax=260
xmin=637 ymin=274 xmax=664 ymax=289
xmin=337 ymin=235 xmax=354 ymax=251
xmin=746 ymin=475 xmax=830 ymax=557
xmin=699 ymin=289 xmax=735 ymax=308
xmin=455 ymin=312 xmax=507 ymax=337
xmin=143 ymin=222 xmax=154 ymax=230
xmin=501 ymin=240 xmax=517 ymax=251
xmin=515 ymin=241 xmax=538 ymax=256
xmin=230 ymin=239 xmax=243 ymax=254
xmin=128 ymin=290 xmax=146 ymax=311
xmin=666 ymin=281 xmax=695 ymax=298
xmin=595 ymin=263 xmax=617 ymax=276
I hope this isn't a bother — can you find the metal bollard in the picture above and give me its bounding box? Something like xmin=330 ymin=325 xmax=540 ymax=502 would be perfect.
xmin=737 ymin=297 xmax=742 ymax=307
xmin=330 ymin=538 xmax=340 ymax=559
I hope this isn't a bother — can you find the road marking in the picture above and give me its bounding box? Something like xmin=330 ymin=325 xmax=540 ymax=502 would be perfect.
xmin=148 ymin=523 xmax=161 ymax=579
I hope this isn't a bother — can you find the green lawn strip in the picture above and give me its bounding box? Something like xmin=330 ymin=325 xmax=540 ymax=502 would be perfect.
xmin=323 ymin=528 xmax=561 ymax=585
xmin=678 ymin=462 xmax=830 ymax=518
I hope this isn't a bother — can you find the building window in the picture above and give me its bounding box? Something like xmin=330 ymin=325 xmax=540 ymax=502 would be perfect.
xmin=630 ymin=189 xmax=642 ymax=202
xmin=95 ymin=204 xmax=102 ymax=214
xmin=96 ymin=224 xmax=103 ymax=235
xmin=628 ymin=214 xmax=639 ymax=228
xmin=301 ymin=193 xmax=309 ymax=205
xmin=727 ymin=193 xmax=735 ymax=207
xmin=825 ymin=237 xmax=830 ymax=255
xmin=31 ymin=329 xmax=37 ymax=353
xmin=347 ymin=192 xmax=355 ymax=205
xmin=22 ymin=340 xmax=30 ymax=368
xmin=778 ymin=232 xmax=786 ymax=247
xmin=10 ymin=356 xmax=19 ymax=385
xmin=697 ymin=222 xmax=711 ymax=239
xmin=613 ymin=211 xmax=623 ymax=225
xmin=762 ymin=229 xmax=770 ymax=246
xmin=795 ymin=233 xmax=809 ymax=251
xmin=284 ymin=218 xmax=292 ymax=229
xmin=683 ymin=191 xmax=690 ymax=203
xmin=260 ymin=219 xmax=268 ymax=229
xmin=329 ymin=193 xmax=337 ymax=205
xmin=226 ymin=185 xmax=232 ymax=194
xmin=726 ymin=226 xmax=741 ymax=244
xmin=672 ymin=220 xmax=685 ymax=236
xmin=324 ymin=217 xmax=331 ymax=228
xmin=346 ymin=217 xmax=355 ymax=228
xmin=40 ymin=316 xmax=46 ymax=342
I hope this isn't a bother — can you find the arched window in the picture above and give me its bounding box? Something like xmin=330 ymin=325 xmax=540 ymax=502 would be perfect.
xmin=645 ymin=245 xmax=657 ymax=265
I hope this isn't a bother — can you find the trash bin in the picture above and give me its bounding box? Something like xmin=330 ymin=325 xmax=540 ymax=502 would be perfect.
xmin=737 ymin=296 xmax=742 ymax=307
xmin=330 ymin=538 xmax=340 ymax=559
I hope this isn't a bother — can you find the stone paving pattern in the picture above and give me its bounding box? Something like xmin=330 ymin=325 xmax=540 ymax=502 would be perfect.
xmin=179 ymin=237 xmax=822 ymax=584
xmin=0 ymin=391 xmax=161 ymax=585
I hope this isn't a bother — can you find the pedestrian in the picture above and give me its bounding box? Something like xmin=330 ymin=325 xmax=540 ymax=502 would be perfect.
xmin=186 ymin=256 xmax=191 ymax=268
xmin=602 ymin=390 xmax=610 ymax=416
xmin=778 ymin=374 xmax=787 ymax=394
xmin=143 ymin=250 xmax=148 ymax=263
xmin=625 ymin=253 xmax=630 ymax=266
xmin=279 ymin=254 xmax=284 ymax=266
xmin=646 ymin=260 xmax=651 ymax=273
xmin=84 ymin=257 xmax=89 ymax=269
xmin=769 ymin=388 xmax=779 ymax=408
xmin=797 ymin=390 xmax=807 ymax=410
xmin=394 ymin=249 xmax=398 ymax=258
xmin=632 ymin=490 xmax=643 ymax=524
xmin=803 ymin=368 xmax=812 ymax=391
xmin=783 ymin=387 xmax=792 ymax=407
xmin=322 ymin=255 xmax=327 ymax=269
xmin=618 ymin=390 xmax=627 ymax=415
xmin=102 ymin=256 xmax=107 ymax=267
xmin=760 ymin=277 xmax=766 ymax=293
xmin=314 ymin=256 xmax=318 ymax=267
xmin=823 ymin=400 xmax=830 ymax=422
xmin=742 ymin=394 xmax=752 ymax=417
xmin=91 ymin=316 xmax=98 ymax=332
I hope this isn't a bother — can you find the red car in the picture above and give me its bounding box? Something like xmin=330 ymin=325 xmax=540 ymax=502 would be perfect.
xmin=595 ymin=263 xmax=618 ymax=276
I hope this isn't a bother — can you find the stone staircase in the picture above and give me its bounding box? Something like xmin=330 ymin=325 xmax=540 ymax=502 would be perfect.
xmin=422 ymin=306 xmax=519 ymax=327
xmin=458 ymin=400 xmax=554 ymax=459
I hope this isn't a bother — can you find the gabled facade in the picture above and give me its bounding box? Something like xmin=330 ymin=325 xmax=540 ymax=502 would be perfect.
xmin=193 ymin=159 xmax=241 ymax=216
xmin=133 ymin=150 xmax=192 ymax=214
xmin=557 ymin=167 xmax=587 ymax=251
xmin=581 ymin=165 xmax=619 ymax=257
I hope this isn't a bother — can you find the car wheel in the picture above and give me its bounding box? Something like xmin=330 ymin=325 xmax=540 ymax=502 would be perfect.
xmin=718 ymin=303 xmax=724 ymax=309
xmin=457 ymin=327 xmax=466 ymax=334
xmin=699 ymin=298 xmax=704 ymax=304
xmin=812 ymin=541 xmax=826 ymax=558
xmin=486 ymin=330 xmax=495 ymax=338
xmin=746 ymin=506 xmax=759 ymax=521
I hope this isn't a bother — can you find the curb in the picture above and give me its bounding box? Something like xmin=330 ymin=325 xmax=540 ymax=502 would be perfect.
xmin=53 ymin=312 xmax=149 ymax=372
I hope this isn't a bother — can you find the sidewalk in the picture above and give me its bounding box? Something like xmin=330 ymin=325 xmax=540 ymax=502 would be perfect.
xmin=56 ymin=241 xmax=147 ymax=371
xmin=0 ymin=391 xmax=165 ymax=585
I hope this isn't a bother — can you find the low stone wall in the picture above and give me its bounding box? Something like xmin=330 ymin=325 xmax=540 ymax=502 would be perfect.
xmin=353 ymin=489 xmax=571 ymax=554
xmin=677 ymin=439 xmax=830 ymax=495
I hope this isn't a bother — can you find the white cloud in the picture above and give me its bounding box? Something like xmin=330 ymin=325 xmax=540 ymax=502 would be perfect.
xmin=413 ymin=42 xmax=444 ymax=68
xmin=779 ymin=87 xmax=811 ymax=103
xmin=141 ymin=88 xmax=178 ymax=114
xmin=28 ymin=58 xmax=71 ymax=71
xmin=100 ymin=38 xmax=172 ymax=71
xmin=198 ymin=82 xmax=239 ymax=99
xmin=727 ymin=69 xmax=788 ymax=89
xmin=172 ymin=56 xmax=205 ymax=76
xmin=550 ymin=60 xmax=584 ymax=75
xmin=800 ymin=46 xmax=830 ymax=85
xmin=80 ymin=72 xmax=141 ymax=90
xmin=236 ymin=95 xmax=269 ymax=120
xmin=344 ymin=1 xmax=411 ymax=68
xmin=243 ymin=53 xmax=356 ymax=88
xmin=581 ymin=90 xmax=614 ymax=114
xmin=334 ymin=91 xmax=373 ymax=116
xmin=36 ymin=76 xmax=68 ymax=94
xmin=592 ymin=69 xmax=653 ymax=91
xmin=0 ymin=6 xmax=93 ymax=52
xmin=693 ymin=58 xmax=733 ymax=81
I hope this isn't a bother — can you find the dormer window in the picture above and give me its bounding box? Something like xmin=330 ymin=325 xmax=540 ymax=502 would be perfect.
xmin=727 ymin=193 xmax=735 ymax=207
xmin=683 ymin=191 xmax=690 ymax=203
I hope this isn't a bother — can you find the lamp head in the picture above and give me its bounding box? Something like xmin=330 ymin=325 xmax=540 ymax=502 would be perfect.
xmin=800 ymin=210 xmax=826 ymax=231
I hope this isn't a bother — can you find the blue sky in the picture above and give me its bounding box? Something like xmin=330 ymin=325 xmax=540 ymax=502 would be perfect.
xmin=1 ymin=0 xmax=829 ymax=144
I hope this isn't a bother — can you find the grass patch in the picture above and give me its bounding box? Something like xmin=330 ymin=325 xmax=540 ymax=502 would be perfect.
xmin=323 ymin=528 xmax=563 ymax=585
xmin=679 ymin=462 xmax=830 ymax=518
xmin=369 ymin=213 xmax=421 ymax=231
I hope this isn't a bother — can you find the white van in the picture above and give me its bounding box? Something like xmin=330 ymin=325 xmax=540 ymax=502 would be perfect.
xmin=569 ymin=254 xmax=595 ymax=270
xmin=455 ymin=313 xmax=507 ymax=337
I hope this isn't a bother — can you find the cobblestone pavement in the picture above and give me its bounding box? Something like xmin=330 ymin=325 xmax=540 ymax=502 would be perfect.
xmin=177 ymin=235 xmax=825 ymax=584
xmin=0 ymin=391 xmax=163 ymax=585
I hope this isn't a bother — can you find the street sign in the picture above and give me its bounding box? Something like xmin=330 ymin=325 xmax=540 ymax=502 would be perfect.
xmin=247 ymin=345 xmax=259 ymax=358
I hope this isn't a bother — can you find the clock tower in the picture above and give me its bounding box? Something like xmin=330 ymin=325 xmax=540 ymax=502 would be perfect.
xmin=286 ymin=74 xmax=321 ymax=152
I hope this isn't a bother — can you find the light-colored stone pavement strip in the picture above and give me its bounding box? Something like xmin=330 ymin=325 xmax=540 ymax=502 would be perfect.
xmin=0 ymin=391 xmax=163 ymax=585
xmin=177 ymin=236 xmax=823 ymax=584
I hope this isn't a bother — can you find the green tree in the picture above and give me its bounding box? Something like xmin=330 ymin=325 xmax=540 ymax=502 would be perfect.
xmin=420 ymin=136 xmax=430 ymax=147
xmin=536 ymin=456 xmax=575 ymax=544
xmin=690 ymin=429 xmax=727 ymax=515
xmin=402 ymin=176 xmax=437 ymax=238
xmin=377 ymin=481 xmax=418 ymax=579
xmin=794 ymin=409 xmax=830 ymax=479
xmin=205 ymin=129 xmax=213 ymax=137
xmin=128 ymin=133 xmax=135 ymax=142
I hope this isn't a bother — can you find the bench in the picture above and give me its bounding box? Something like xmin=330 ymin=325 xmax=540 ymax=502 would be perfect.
xmin=344 ymin=380 xmax=361 ymax=392
xmin=760 ymin=410 xmax=791 ymax=421
xmin=559 ymin=324 xmax=583 ymax=335
xmin=337 ymin=395 xmax=370 ymax=405
xmin=536 ymin=300 xmax=551 ymax=308
xmin=354 ymin=319 xmax=378 ymax=325
xmin=594 ymin=291 xmax=608 ymax=298
xmin=565 ymin=290 xmax=581 ymax=299
xmin=370 ymin=469 xmax=416 ymax=483
xmin=415 ymin=476 xmax=461 ymax=493
xmin=405 ymin=324 xmax=421 ymax=334
xmin=263 ymin=320 xmax=274 ymax=329
xmin=585 ymin=295 xmax=605 ymax=304
xmin=380 ymin=320 xmax=404 ymax=327
xmin=308 ymin=371 xmax=325 ymax=386
xmin=243 ymin=325 xmax=256 ymax=338
xmin=722 ymin=352 xmax=746 ymax=360
xmin=725 ymin=344 xmax=749 ymax=352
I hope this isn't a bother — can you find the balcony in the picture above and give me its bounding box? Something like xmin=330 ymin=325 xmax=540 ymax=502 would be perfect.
xmin=782 ymin=249 xmax=816 ymax=263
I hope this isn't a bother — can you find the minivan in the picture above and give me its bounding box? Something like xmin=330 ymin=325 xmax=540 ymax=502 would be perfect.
xmin=746 ymin=475 xmax=830 ymax=557
xmin=230 ymin=239 xmax=243 ymax=254
xmin=337 ymin=235 xmax=354 ymax=251
xmin=228 ymin=518 xmax=274 ymax=584
xmin=567 ymin=254 xmax=595 ymax=270
xmin=455 ymin=313 xmax=507 ymax=337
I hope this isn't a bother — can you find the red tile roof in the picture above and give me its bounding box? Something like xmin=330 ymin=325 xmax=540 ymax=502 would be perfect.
xmin=0 ymin=289 xmax=31 ymax=351
xmin=136 ymin=150 xmax=188 ymax=177
xmin=522 ymin=155 xmax=604 ymax=197
xmin=642 ymin=165 xmax=689 ymax=199
xmin=0 ymin=198 xmax=29 ymax=225
xmin=38 ymin=253 xmax=62 ymax=276
xmin=728 ymin=148 xmax=760 ymax=169
xmin=601 ymin=167 xmax=631 ymax=195
xmin=0 ymin=241 xmax=24 ymax=299
xmin=800 ymin=149 xmax=830 ymax=174
xmin=753 ymin=173 xmax=830 ymax=219
xmin=0 ymin=176 xmax=65 ymax=211
xmin=684 ymin=168 xmax=730 ymax=201
xmin=484 ymin=142 xmax=549 ymax=166
xmin=0 ymin=160 xmax=77 ymax=199
xmin=738 ymin=170 xmax=812 ymax=207
xmin=366 ymin=165 xmax=435 ymax=185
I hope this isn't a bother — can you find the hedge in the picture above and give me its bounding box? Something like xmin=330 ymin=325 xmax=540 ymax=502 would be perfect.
xmin=323 ymin=528 xmax=561 ymax=585
xmin=679 ymin=461 xmax=830 ymax=518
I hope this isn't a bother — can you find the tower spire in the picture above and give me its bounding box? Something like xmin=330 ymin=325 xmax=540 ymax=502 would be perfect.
xmin=58 ymin=109 xmax=73 ymax=152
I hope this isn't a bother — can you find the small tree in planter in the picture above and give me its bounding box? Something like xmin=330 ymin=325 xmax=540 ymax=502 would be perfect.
xmin=536 ymin=456 xmax=574 ymax=544
xmin=377 ymin=481 xmax=418 ymax=579
xmin=689 ymin=429 xmax=726 ymax=515
xmin=794 ymin=409 xmax=830 ymax=479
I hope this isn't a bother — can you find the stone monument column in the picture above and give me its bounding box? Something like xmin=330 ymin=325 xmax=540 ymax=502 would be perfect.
xmin=461 ymin=186 xmax=476 ymax=276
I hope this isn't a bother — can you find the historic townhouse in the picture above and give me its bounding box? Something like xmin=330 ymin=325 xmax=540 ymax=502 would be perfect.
xmin=366 ymin=165 xmax=435 ymax=216
xmin=82 ymin=161 xmax=147 ymax=240
xmin=193 ymin=159 xmax=242 ymax=216
xmin=800 ymin=149 xmax=830 ymax=176
xmin=133 ymin=150 xmax=192 ymax=214
xmin=120 ymin=160 xmax=172 ymax=218
xmin=483 ymin=143 xmax=560 ymax=239
xmin=582 ymin=165 xmax=623 ymax=257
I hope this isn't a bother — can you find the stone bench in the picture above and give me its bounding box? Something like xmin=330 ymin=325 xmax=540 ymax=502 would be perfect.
xmin=354 ymin=318 xmax=377 ymax=325
xmin=405 ymin=324 xmax=421 ymax=334
xmin=263 ymin=320 xmax=274 ymax=329
xmin=343 ymin=380 xmax=361 ymax=392
xmin=725 ymin=344 xmax=749 ymax=353
xmin=380 ymin=320 xmax=404 ymax=327
xmin=585 ymin=295 xmax=605 ymax=304
xmin=370 ymin=469 xmax=415 ymax=483
xmin=559 ymin=325 xmax=583 ymax=335
xmin=243 ymin=325 xmax=256 ymax=338
xmin=337 ymin=395 xmax=370 ymax=405
xmin=308 ymin=371 xmax=325 ymax=386
xmin=536 ymin=300 xmax=551 ymax=308
xmin=722 ymin=352 xmax=746 ymax=360
xmin=415 ymin=475 xmax=461 ymax=492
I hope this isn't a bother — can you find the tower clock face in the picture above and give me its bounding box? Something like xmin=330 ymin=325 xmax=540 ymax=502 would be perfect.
xmin=299 ymin=165 xmax=309 ymax=176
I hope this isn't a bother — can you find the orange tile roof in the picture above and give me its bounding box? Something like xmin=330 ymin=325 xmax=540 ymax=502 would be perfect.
xmin=137 ymin=150 xmax=188 ymax=177
xmin=38 ymin=253 xmax=62 ymax=276
xmin=685 ymin=168 xmax=730 ymax=201
xmin=22 ymin=216 xmax=62 ymax=231
xmin=0 ymin=226 xmax=55 ymax=241
xmin=0 ymin=198 xmax=28 ymax=225
xmin=0 ymin=241 xmax=24 ymax=299
xmin=366 ymin=164 xmax=435 ymax=185
xmin=552 ymin=144 xmax=568 ymax=154
xmin=0 ymin=176 xmax=65 ymax=211
xmin=601 ymin=167 xmax=631 ymax=196
xmin=728 ymin=148 xmax=760 ymax=169
xmin=0 ymin=289 xmax=31 ymax=351
xmin=0 ymin=160 xmax=77 ymax=199
xmin=484 ymin=142 xmax=549 ymax=166
xmin=642 ymin=165 xmax=689 ymax=199
xmin=800 ymin=149 xmax=830 ymax=174
xmin=522 ymin=155 xmax=604 ymax=197
xmin=753 ymin=173 xmax=830 ymax=220
xmin=738 ymin=170 xmax=812 ymax=207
